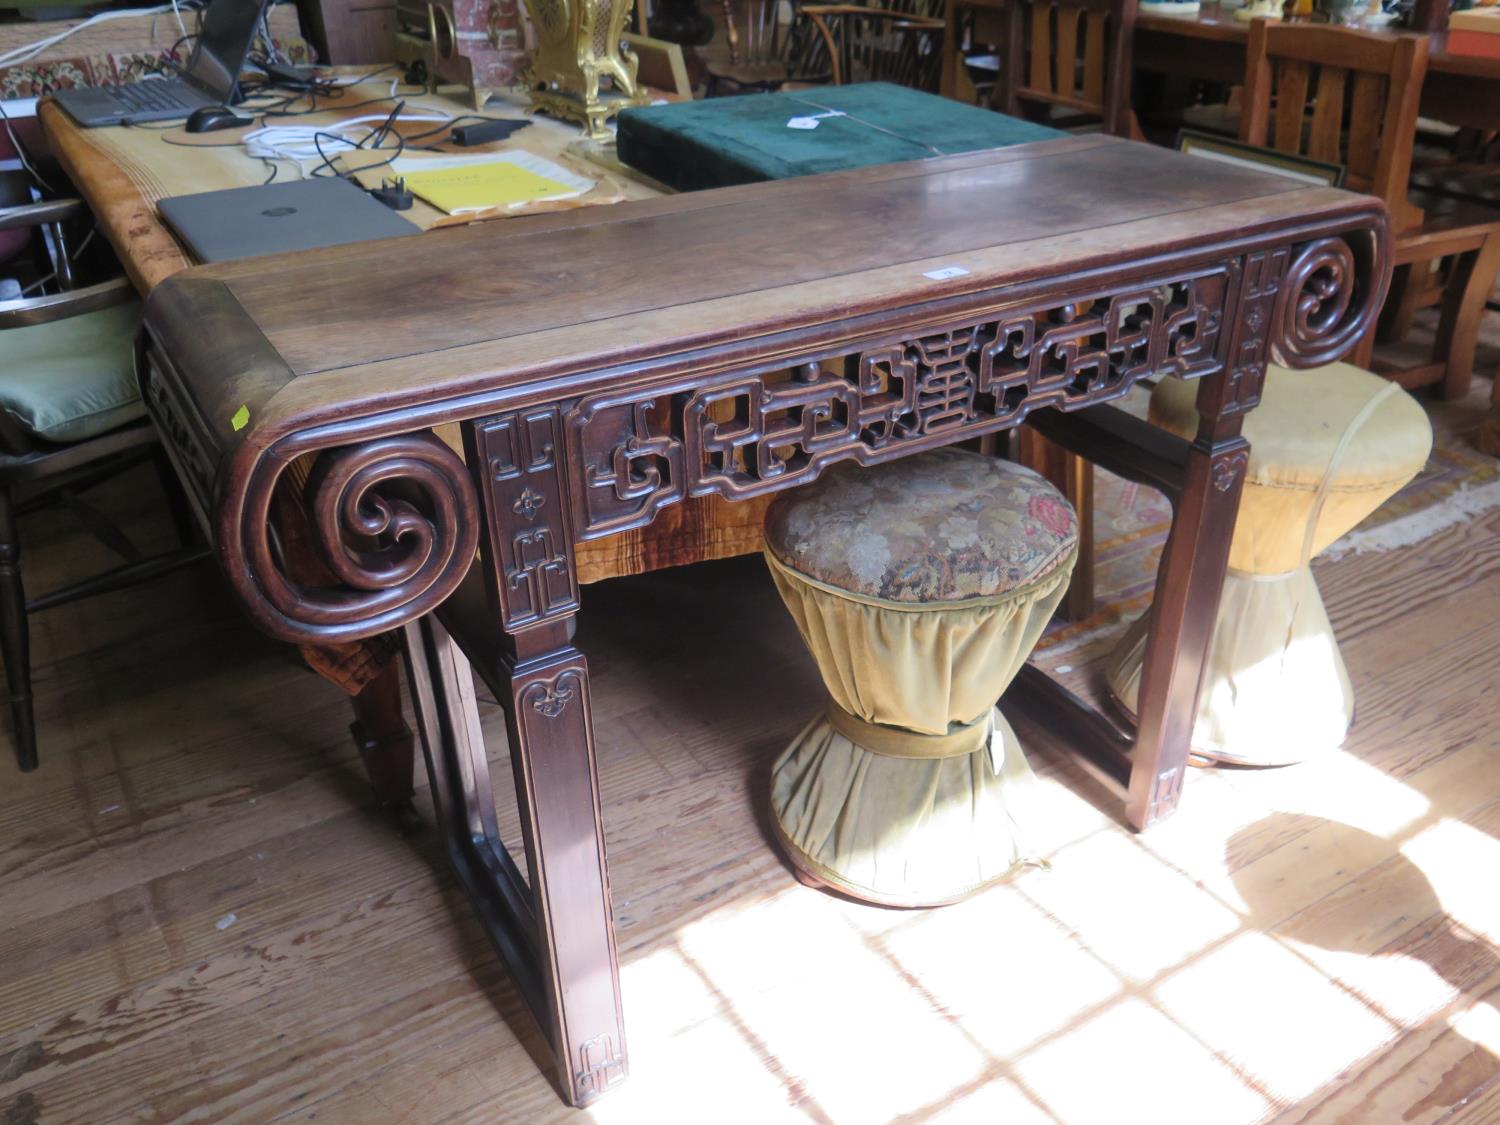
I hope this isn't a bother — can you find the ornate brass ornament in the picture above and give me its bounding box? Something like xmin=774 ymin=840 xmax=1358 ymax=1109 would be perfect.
xmin=520 ymin=0 xmax=648 ymax=140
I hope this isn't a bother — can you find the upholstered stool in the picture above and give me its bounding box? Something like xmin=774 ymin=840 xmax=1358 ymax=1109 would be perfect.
xmin=763 ymin=448 xmax=1079 ymax=907
xmin=1106 ymin=363 xmax=1432 ymax=766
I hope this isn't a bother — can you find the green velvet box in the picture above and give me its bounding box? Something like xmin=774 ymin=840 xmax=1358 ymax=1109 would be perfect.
xmin=616 ymin=83 xmax=1067 ymax=192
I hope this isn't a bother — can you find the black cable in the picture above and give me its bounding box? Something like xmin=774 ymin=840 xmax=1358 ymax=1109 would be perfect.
xmin=401 ymin=113 xmax=515 ymax=143
xmin=306 ymin=101 xmax=409 ymax=179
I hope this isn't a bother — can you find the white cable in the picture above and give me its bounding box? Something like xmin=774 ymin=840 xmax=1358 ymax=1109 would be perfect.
xmin=0 ymin=5 xmax=183 ymax=68
xmin=241 ymin=112 xmax=450 ymax=168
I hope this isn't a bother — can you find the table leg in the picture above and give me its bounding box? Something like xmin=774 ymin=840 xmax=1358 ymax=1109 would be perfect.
xmin=1124 ymin=420 xmax=1248 ymax=830
xmin=402 ymin=613 xmax=627 ymax=1107
xmin=427 ymin=406 xmax=628 ymax=1107
xmin=348 ymin=660 xmax=416 ymax=811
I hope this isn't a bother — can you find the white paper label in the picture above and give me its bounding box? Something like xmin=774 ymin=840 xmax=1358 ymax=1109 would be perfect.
xmin=922 ymin=266 xmax=971 ymax=281
xmin=787 ymin=116 xmax=821 ymax=130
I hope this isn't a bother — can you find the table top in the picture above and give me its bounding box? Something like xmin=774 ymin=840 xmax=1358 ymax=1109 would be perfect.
xmin=1135 ymin=5 xmax=1500 ymax=79
xmin=143 ymin=134 xmax=1384 ymax=463
xmin=40 ymin=74 xmax=666 ymax=295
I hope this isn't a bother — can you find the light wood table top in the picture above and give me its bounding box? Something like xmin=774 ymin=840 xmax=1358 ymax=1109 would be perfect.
xmin=40 ymin=74 xmax=666 ymax=295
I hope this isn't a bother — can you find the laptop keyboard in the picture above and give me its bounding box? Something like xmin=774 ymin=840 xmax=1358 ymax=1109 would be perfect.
xmin=111 ymin=80 xmax=194 ymax=112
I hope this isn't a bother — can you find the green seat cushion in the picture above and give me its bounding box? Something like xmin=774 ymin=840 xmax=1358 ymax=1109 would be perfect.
xmin=0 ymin=299 xmax=145 ymax=443
xmin=616 ymin=82 xmax=1067 ymax=192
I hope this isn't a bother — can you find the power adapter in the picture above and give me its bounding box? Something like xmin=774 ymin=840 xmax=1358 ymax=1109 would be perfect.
xmin=450 ymin=118 xmax=531 ymax=147
xmin=370 ymin=177 xmax=414 ymax=211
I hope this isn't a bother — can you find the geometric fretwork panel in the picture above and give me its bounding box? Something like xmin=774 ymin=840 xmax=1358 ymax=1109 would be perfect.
xmin=566 ymin=264 xmax=1237 ymax=539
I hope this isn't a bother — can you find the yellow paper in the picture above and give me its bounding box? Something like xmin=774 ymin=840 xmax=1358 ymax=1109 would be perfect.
xmin=401 ymin=163 xmax=581 ymax=214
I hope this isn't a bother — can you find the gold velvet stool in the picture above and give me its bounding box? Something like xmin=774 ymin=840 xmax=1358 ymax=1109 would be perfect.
xmin=762 ymin=448 xmax=1079 ymax=907
xmin=1106 ymin=363 xmax=1433 ymax=766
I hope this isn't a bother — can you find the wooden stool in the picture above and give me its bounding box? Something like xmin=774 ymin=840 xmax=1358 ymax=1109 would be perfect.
xmin=1106 ymin=364 xmax=1432 ymax=766
xmin=762 ymin=449 xmax=1078 ymax=907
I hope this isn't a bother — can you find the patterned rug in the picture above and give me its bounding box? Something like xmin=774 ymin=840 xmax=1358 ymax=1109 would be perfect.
xmin=1034 ymin=382 xmax=1500 ymax=662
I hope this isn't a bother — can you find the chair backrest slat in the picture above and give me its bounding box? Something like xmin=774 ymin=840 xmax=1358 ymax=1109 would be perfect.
xmin=1272 ymin=59 xmax=1311 ymax=155
xmin=1029 ymin=6 xmax=1053 ymax=93
xmin=1345 ymin=70 xmax=1385 ymax=183
xmin=1082 ymin=9 xmax=1106 ymax=107
xmin=1306 ymin=64 xmax=1346 ymax=163
xmin=1055 ymin=5 xmax=1081 ymax=100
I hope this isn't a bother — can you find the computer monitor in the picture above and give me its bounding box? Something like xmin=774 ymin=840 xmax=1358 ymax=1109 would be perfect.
xmin=184 ymin=0 xmax=269 ymax=103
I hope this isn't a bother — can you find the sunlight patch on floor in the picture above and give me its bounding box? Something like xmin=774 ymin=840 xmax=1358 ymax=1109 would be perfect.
xmin=1449 ymin=1002 xmax=1500 ymax=1057
xmin=1403 ymin=818 xmax=1500 ymax=946
xmin=1015 ymin=997 xmax=1271 ymax=1124
xmin=675 ymin=885 xmax=991 ymax=1121
xmin=1018 ymin=829 xmax=1242 ymax=982
xmin=880 ymin=888 xmax=1123 ymax=1058
xmin=1154 ymin=931 xmax=1395 ymax=1102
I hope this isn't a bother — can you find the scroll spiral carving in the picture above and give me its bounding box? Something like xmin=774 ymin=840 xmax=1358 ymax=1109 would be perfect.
xmin=1271 ymin=236 xmax=1381 ymax=369
xmin=243 ymin=433 xmax=480 ymax=641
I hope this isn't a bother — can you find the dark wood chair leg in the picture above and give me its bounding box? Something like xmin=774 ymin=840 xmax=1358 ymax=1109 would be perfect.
xmin=1379 ymin=261 xmax=1425 ymax=343
xmin=348 ymin=658 xmax=416 ymax=810
xmin=402 ymin=615 xmax=628 ymax=1107
xmin=151 ymin=445 xmax=199 ymax=549
xmin=1434 ymin=233 xmax=1500 ymax=401
xmin=1481 ymin=360 xmax=1500 ymax=456
xmin=0 ymin=487 xmax=36 ymax=772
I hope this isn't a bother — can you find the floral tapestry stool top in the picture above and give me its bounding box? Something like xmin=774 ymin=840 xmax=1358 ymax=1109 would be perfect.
xmin=762 ymin=448 xmax=1079 ymax=907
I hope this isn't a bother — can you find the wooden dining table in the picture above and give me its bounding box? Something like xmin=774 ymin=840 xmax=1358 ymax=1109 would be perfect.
xmin=131 ymin=132 xmax=1389 ymax=1106
xmin=1134 ymin=5 xmax=1500 ymax=131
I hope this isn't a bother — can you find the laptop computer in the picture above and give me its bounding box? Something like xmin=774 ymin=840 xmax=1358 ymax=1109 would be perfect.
xmin=157 ymin=177 xmax=421 ymax=263
xmin=52 ymin=0 xmax=269 ymax=127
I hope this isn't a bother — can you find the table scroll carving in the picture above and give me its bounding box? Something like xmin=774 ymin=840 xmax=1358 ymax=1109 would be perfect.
xmin=568 ymin=269 xmax=1231 ymax=540
xmin=236 ymin=433 xmax=480 ymax=643
xmin=1272 ymin=234 xmax=1382 ymax=369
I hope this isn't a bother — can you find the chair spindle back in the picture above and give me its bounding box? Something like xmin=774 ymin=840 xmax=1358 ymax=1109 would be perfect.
xmin=1240 ymin=22 xmax=1428 ymax=208
xmin=1004 ymin=0 xmax=1136 ymax=137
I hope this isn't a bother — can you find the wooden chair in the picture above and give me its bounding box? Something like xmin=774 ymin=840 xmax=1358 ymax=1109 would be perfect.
xmin=704 ymin=0 xmax=830 ymax=94
xmin=1001 ymin=0 xmax=1140 ymax=138
xmin=802 ymin=3 xmax=947 ymax=90
xmin=704 ymin=0 xmax=944 ymax=95
xmin=0 ymin=197 xmax=207 ymax=771
xmin=1241 ymin=21 xmax=1500 ymax=399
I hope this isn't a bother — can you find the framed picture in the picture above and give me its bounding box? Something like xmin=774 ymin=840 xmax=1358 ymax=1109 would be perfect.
xmin=1175 ymin=129 xmax=1347 ymax=188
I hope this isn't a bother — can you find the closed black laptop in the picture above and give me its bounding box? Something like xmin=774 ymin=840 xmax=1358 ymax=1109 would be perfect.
xmin=158 ymin=177 xmax=421 ymax=263
xmin=52 ymin=0 xmax=268 ymax=127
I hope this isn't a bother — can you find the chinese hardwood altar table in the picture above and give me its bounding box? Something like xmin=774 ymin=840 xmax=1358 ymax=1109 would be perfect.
xmin=138 ymin=135 xmax=1389 ymax=1107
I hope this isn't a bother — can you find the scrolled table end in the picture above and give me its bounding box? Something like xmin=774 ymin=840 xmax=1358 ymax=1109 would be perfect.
xmin=1270 ymin=224 xmax=1389 ymax=369
xmin=228 ymin=432 xmax=480 ymax=645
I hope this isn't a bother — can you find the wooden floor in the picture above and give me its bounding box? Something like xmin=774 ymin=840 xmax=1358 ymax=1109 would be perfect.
xmin=1 ymin=376 xmax=1499 ymax=1124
